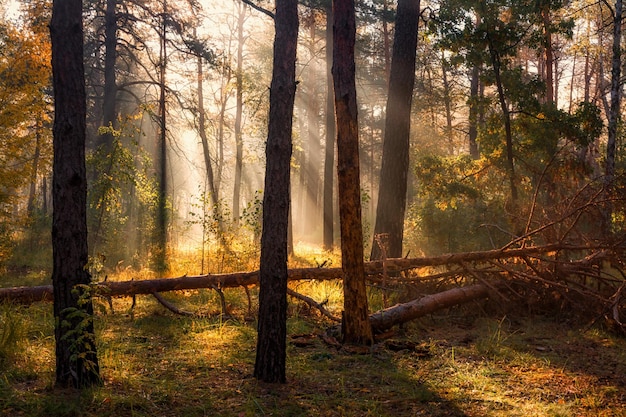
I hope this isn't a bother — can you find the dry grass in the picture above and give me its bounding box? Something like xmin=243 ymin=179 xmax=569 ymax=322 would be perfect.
xmin=1 ymin=245 xmax=625 ymax=416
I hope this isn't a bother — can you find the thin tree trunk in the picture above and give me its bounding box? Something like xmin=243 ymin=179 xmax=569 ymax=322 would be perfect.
xmin=50 ymin=0 xmax=101 ymax=387
xmin=323 ymin=3 xmax=335 ymax=251
xmin=196 ymin=33 xmax=218 ymax=204
xmin=441 ymin=52 xmax=454 ymax=154
xmin=468 ymin=64 xmax=480 ymax=159
xmin=542 ymin=5 xmax=554 ymax=105
xmin=606 ymin=0 xmax=622 ymax=182
xmin=27 ymin=120 xmax=42 ymax=215
xmin=603 ymin=0 xmax=622 ymax=235
xmin=468 ymin=11 xmax=481 ymax=159
xmin=333 ymin=0 xmax=373 ymax=345
xmin=487 ymin=34 xmax=518 ymax=204
xmin=254 ymin=0 xmax=299 ymax=383
xmin=233 ymin=3 xmax=245 ymax=224
xmin=155 ymin=0 xmax=169 ymax=272
xmin=305 ymin=22 xmax=321 ymax=236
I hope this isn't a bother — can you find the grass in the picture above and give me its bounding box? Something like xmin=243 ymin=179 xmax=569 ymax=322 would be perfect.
xmin=1 ymin=246 xmax=625 ymax=416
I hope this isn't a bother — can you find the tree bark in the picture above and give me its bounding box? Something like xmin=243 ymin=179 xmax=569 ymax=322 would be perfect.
xmin=154 ymin=0 xmax=169 ymax=273
xmin=323 ymin=3 xmax=335 ymax=251
xmin=50 ymin=0 xmax=101 ymax=388
xmin=370 ymin=0 xmax=420 ymax=261
xmin=370 ymin=284 xmax=491 ymax=332
xmin=486 ymin=33 xmax=517 ymax=204
xmin=253 ymin=0 xmax=298 ymax=384
xmin=333 ymin=0 xmax=373 ymax=345
xmin=606 ymin=0 xmax=622 ymax=182
xmin=468 ymin=63 xmax=480 ymax=159
xmin=232 ymin=2 xmax=246 ymax=224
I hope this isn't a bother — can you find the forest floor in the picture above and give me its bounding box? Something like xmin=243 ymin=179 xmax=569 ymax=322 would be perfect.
xmin=1 ymin=269 xmax=626 ymax=416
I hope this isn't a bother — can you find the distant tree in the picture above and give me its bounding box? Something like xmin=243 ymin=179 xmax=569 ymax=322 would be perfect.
xmin=605 ymin=0 xmax=622 ymax=183
xmin=233 ymin=2 xmax=247 ymax=224
xmin=253 ymin=0 xmax=299 ymax=383
xmin=323 ymin=1 xmax=335 ymax=251
xmin=50 ymin=0 xmax=101 ymax=387
xmin=333 ymin=0 xmax=373 ymax=345
xmin=370 ymin=0 xmax=420 ymax=261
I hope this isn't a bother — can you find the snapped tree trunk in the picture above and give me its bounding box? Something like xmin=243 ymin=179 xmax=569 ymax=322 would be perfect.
xmin=370 ymin=0 xmax=420 ymax=261
xmin=253 ymin=0 xmax=299 ymax=384
xmin=50 ymin=0 xmax=101 ymax=388
xmin=333 ymin=0 xmax=373 ymax=345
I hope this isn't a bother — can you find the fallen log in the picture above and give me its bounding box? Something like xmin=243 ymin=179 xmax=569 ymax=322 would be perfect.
xmin=0 ymin=267 xmax=342 ymax=303
xmin=369 ymin=284 xmax=492 ymax=332
xmin=0 ymin=243 xmax=604 ymax=304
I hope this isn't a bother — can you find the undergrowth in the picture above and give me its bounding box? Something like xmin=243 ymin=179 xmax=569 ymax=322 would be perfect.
xmin=0 ymin=245 xmax=625 ymax=416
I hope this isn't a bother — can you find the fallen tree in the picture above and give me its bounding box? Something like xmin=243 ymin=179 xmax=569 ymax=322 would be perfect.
xmin=0 ymin=243 xmax=599 ymax=304
xmin=1 ymin=243 xmax=623 ymax=333
xmin=369 ymin=284 xmax=493 ymax=332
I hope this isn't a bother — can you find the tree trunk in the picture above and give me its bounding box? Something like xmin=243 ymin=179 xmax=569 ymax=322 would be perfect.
xmin=370 ymin=284 xmax=491 ymax=332
xmin=232 ymin=3 xmax=245 ymax=224
xmin=91 ymin=0 xmax=118 ymax=253
xmin=333 ymin=0 xmax=373 ymax=345
xmin=155 ymin=0 xmax=169 ymax=273
xmin=468 ymin=64 xmax=480 ymax=159
xmin=487 ymin=34 xmax=518 ymax=204
xmin=253 ymin=0 xmax=298 ymax=384
xmin=370 ymin=0 xmax=420 ymax=261
xmin=196 ymin=35 xmax=218 ymax=204
xmin=50 ymin=0 xmax=101 ymax=387
xmin=441 ymin=52 xmax=454 ymax=154
xmin=305 ymin=21 xmax=321 ymax=236
xmin=603 ymin=0 xmax=622 ymax=235
xmin=323 ymin=3 xmax=335 ymax=251
xmin=606 ymin=0 xmax=622 ymax=182
xmin=542 ymin=5 xmax=554 ymax=105
xmin=27 ymin=120 xmax=42 ymax=216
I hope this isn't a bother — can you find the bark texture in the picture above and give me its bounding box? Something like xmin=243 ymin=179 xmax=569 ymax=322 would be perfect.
xmin=50 ymin=0 xmax=101 ymax=387
xmin=371 ymin=0 xmax=421 ymax=260
xmin=253 ymin=0 xmax=299 ymax=383
xmin=323 ymin=3 xmax=335 ymax=251
xmin=333 ymin=0 xmax=373 ymax=345
xmin=370 ymin=284 xmax=491 ymax=332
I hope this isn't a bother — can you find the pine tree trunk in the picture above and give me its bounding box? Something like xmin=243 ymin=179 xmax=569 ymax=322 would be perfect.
xmin=253 ymin=0 xmax=299 ymax=383
xmin=370 ymin=0 xmax=420 ymax=261
xmin=323 ymin=3 xmax=335 ymax=251
xmin=333 ymin=0 xmax=373 ymax=345
xmin=50 ymin=0 xmax=101 ymax=387
xmin=232 ymin=3 xmax=245 ymax=224
xmin=154 ymin=0 xmax=169 ymax=273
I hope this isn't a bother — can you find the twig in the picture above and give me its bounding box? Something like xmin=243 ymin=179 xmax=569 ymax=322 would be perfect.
xmin=287 ymin=288 xmax=340 ymax=322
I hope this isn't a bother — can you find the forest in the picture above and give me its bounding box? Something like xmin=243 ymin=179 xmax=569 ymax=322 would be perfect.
xmin=1 ymin=0 xmax=626 ymax=415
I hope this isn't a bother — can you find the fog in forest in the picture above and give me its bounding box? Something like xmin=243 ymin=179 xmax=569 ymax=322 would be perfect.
xmin=0 ymin=0 xmax=622 ymax=276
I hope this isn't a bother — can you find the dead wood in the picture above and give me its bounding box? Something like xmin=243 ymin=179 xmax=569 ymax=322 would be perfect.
xmin=152 ymin=292 xmax=196 ymax=317
xmin=287 ymin=288 xmax=340 ymax=322
xmin=0 ymin=243 xmax=619 ymax=328
xmin=369 ymin=284 xmax=493 ymax=332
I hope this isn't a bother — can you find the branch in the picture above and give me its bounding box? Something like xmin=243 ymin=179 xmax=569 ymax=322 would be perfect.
xmin=240 ymin=0 xmax=274 ymax=19
xmin=287 ymin=288 xmax=340 ymax=322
